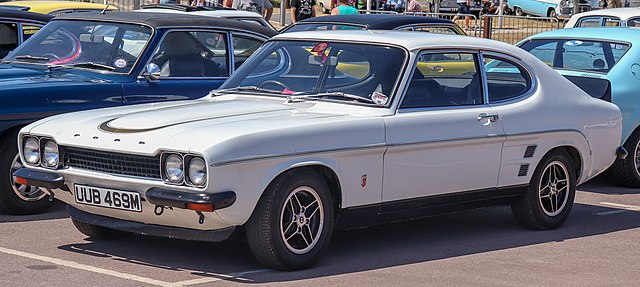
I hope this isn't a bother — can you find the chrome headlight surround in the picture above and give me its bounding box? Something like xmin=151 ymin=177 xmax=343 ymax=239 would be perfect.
xmin=23 ymin=137 xmax=41 ymax=166
xmin=186 ymin=156 xmax=207 ymax=187
xmin=42 ymin=139 xmax=60 ymax=168
xmin=161 ymin=152 xmax=207 ymax=188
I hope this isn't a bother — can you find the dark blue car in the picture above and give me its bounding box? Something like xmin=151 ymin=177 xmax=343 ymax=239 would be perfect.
xmin=0 ymin=11 xmax=275 ymax=215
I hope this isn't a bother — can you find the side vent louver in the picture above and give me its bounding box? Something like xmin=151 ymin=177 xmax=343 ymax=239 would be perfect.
xmin=518 ymin=164 xmax=530 ymax=177
xmin=524 ymin=145 xmax=537 ymax=158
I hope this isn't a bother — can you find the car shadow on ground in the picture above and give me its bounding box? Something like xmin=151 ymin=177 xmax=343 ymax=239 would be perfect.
xmin=580 ymin=172 xmax=640 ymax=195
xmin=56 ymin=202 xmax=640 ymax=283
xmin=0 ymin=200 xmax=68 ymax=223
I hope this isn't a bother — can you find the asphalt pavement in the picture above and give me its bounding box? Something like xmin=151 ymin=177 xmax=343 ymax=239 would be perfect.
xmin=0 ymin=174 xmax=639 ymax=286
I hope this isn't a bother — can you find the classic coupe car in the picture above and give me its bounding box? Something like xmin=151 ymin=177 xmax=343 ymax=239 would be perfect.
xmin=0 ymin=12 xmax=275 ymax=215
xmin=508 ymin=0 xmax=602 ymax=19
xmin=564 ymin=7 xmax=640 ymax=27
xmin=518 ymin=28 xmax=640 ymax=187
xmin=0 ymin=7 xmax=51 ymax=58
xmin=15 ymin=31 xmax=623 ymax=270
xmin=281 ymin=14 xmax=466 ymax=35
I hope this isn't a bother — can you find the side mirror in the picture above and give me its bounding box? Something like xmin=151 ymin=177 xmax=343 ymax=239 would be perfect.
xmin=141 ymin=63 xmax=161 ymax=81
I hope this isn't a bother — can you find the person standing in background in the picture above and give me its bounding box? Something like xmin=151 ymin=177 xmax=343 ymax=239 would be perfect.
xmin=291 ymin=0 xmax=316 ymax=23
xmin=452 ymin=0 xmax=472 ymax=30
xmin=608 ymin=0 xmax=621 ymax=8
xmin=331 ymin=0 xmax=358 ymax=14
xmin=232 ymin=0 xmax=274 ymax=20
xmin=406 ymin=0 xmax=422 ymax=12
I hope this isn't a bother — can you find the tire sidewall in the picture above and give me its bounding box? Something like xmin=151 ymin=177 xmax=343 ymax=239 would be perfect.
xmin=267 ymin=171 xmax=334 ymax=269
xmin=528 ymin=151 xmax=576 ymax=228
xmin=622 ymin=132 xmax=640 ymax=183
xmin=0 ymin=132 xmax=52 ymax=214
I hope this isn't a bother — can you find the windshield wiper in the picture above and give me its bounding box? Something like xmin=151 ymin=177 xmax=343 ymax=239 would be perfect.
xmin=14 ymin=55 xmax=50 ymax=61
xmin=63 ymin=62 xmax=116 ymax=71
xmin=210 ymin=86 xmax=283 ymax=96
xmin=288 ymin=92 xmax=375 ymax=104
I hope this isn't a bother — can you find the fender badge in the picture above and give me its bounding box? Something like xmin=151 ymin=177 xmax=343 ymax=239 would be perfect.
xmin=361 ymin=174 xmax=367 ymax=187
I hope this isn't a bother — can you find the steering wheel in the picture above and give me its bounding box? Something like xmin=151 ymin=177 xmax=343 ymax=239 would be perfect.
xmin=258 ymin=80 xmax=290 ymax=91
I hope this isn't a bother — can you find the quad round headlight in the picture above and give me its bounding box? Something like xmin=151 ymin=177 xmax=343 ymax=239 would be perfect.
xmin=188 ymin=157 xmax=207 ymax=187
xmin=43 ymin=140 xmax=59 ymax=167
xmin=23 ymin=138 xmax=40 ymax=165
xmin=164 ymin=154 xmax=184 ymax=183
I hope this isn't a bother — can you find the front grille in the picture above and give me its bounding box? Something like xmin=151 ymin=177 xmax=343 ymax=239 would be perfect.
xmin=62 ymin=146 xmax=161 ymax=179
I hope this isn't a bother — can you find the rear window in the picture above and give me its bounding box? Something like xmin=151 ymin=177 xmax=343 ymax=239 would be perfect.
xmin=519 ymin=39 xmax=630 ymax=74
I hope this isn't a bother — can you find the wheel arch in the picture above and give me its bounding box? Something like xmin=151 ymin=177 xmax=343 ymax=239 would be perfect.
xmin=545 ymin=145 xmax=582 ymax=183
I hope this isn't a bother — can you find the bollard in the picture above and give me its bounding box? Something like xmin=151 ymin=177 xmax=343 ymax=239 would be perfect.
xmin=482 ymin=16 xmax=492 ymax=39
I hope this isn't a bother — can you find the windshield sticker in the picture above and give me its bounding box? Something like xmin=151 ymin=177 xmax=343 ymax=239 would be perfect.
xmin=565 ymin=40 xmax=583 ymax=46
xmin=372 ymin=92 xmax=388 ymax=106
xmin=114 ymin=59 xmax=127 ymax=68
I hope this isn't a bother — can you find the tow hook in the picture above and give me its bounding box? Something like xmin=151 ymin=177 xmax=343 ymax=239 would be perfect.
xmin=616 ymin=146 xmax=628 ymax=160
xmin=196 ymin=211 xmax=205 ymax=224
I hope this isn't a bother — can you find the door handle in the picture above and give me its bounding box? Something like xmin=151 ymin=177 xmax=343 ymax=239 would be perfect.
xmin=477 ymin=114 xmax=499 ymax=122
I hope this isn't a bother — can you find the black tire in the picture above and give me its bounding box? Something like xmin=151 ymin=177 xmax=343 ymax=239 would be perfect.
xmin=511 ymin=150 xmax=576 ymax=230
xmin=515 ymin=6 xmax=525 ymax=17
xmin=611 ymin=130 xmax=640 ymax=187
xmin=547 ymin=8 xmax=556 ymax=18
xmin=0 ymin=131 xmax=52 ymax=215
xmin=71 ymin=218 xmax=128 ymax=239
xmin=246 ymin=169 xmax=334 ymax=270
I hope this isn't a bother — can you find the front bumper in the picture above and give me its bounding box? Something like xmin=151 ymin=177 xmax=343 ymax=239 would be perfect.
xmin=68 ymin=205 xmax=235 ymax=242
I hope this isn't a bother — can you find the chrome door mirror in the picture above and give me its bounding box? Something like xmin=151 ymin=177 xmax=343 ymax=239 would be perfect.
xmin=141 ymin=63 xmax=161 ymax=81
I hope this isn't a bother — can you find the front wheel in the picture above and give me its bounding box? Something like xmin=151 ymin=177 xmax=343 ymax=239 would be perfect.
xmin=515 ymin=6 xmax=525 ymax=16
xmin=547 ymin=8 xmax=557 ymax=18
xmin=0 ymin=132 xmax=52 ymax=215
xmin=511 ymin=150 xmax=576 ymax=230
xmin=611 ymin=131 xmax=640 ymax=187
xmin=246 ymin=169 xmax=334 ymax=270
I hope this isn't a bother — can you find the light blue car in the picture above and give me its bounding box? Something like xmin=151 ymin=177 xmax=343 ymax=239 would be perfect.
xmin=518 ymin=28 xmax=640 ymax=186
xmin=508 ymin=0 xmax=599 ymax=19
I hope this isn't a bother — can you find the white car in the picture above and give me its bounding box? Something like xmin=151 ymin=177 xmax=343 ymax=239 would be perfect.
xmin=14 ymin=31 xmax=624 ymax=270
xmin=565 ymin=7 xmax=640 ymax=27
xmin=136 ymin=4 xmax=276 ymax=31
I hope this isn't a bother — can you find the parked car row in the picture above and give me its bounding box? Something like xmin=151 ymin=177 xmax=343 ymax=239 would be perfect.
xmin=1 ymin=2 xmax=639 ymax=271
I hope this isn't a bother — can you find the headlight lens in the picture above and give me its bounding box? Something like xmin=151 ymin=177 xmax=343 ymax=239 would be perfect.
xmin=164 ymin=154 xmax=184 ymax=183
xmin=23 ymin=138 xmax=40 ymax=165
xmin=188 ymin=157 xmax=207 ymax=187
xmin=43 ymin=140 xmax=59 ymax=167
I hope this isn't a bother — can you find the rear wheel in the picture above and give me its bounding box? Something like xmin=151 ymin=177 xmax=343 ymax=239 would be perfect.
xmin=71 ymin=218 xmax=128 ymax=239
xmin=515 ymin=6 xmax=525 ymax=16
xmin=0 ymin=131 xmax=52 ymax=215
xmin=547 ymin=8 xmax=557 ymax=18
xmin=611 ymin=131 xmax=640 ymax=187
xmin=246 ymin=169 xmax=334 ymax=270
xmin=511 ymin=150 xmax=576 ymax=230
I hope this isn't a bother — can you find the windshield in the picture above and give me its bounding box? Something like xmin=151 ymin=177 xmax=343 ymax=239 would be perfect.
xmin=219 ymin=40 xmax=407 ymax=106
xmin=5 ymin=20 xmax=152 ymax=73
xmin=519 ymin=39 xmax=630 ymax=74
xmin=283 ymin=23 xmax=367 ymax=33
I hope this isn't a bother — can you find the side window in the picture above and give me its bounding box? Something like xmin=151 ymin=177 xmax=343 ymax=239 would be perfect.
xmin=232 ymin=34 xmax=264 ymax=70
xmin=577 ymin=17 xmax=602 ymax=27
xmin=628 ymin=18 xmax=640 ymax=27
xmin=413 ymin=26 xmax=459 ymax=35
xmin=484 ymin=56 xmax=532 ymax=102
xmin=21 ymin=24 xmax=43 ymax=42
xmin=524 ymin=41 xmax=556 ymax=67
xmin=401 ymin=52 xmax=482 ymax=109
xmin=0 ymin=22 xmax=18 ymax=57
xmin=150 ymin=31 xmax=228 ymax=78
xmin=604 ymin=17 xmax=621 ymax=27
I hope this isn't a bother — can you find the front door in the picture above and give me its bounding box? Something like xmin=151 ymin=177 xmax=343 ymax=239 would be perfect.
xmin=382 ymin=51 xmax=505 ymax=205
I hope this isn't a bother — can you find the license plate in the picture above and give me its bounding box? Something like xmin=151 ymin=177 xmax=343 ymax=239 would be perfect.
xmin=74 ymin=184 xmax=142 ymax=212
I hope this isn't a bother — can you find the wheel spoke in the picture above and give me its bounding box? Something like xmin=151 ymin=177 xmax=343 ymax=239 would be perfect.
xmin=287 ymin=197 xmax=297 ymax=214
xmin=304 ymin=225 xmax=316 ymax=243
xmin=283 ymin=220 xmax=296 ymax=236
xmin=300 ymin=227 xmax=312 ymax=247
xmin=540 ymin=193 xmax=551 ymax=199
xmin=293 ymin=193 xmax=303 ymax=210
xmin=285 ymin=227 xmax=298 ymax=241
xmin=552 ymin=194 xmax=558 ymax=213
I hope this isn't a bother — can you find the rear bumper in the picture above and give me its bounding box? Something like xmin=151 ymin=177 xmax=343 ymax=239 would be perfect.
xmin=68 ymin=205 xmax=236 ymax=242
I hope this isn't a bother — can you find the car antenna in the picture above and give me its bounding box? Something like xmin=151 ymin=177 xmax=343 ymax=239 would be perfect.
xmin=101 ymin=0 xmax=114 ymax=14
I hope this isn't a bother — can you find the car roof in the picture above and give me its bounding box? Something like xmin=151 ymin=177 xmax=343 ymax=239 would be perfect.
xmin=294 ymin=14 xmax=456 ymax=29
xmin=0 ymin=7 xmax=53 ymax=22
xmin=53 ymin=11 xmax=277 ymax=37
xmin=0 ymin=1 xmax=116 ymax=15
xmin=273 ymin=30 xmax=523 ymax=54
xmin=568 ymin=7 xmax=640 ymax=20
xmin=522 ymin=27 xmax=640 ymax=45
xmin=136 ymin=8 xmax=264 ymax=18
